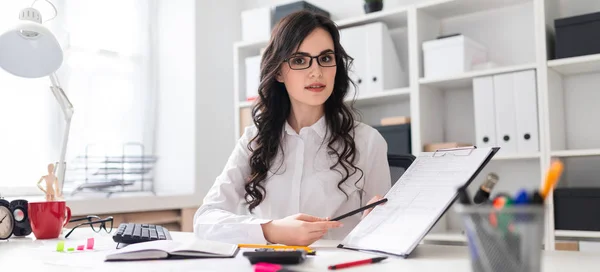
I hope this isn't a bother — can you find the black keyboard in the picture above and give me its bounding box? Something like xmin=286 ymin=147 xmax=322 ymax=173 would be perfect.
xmin=112 ymin=223 xmax=172 ymax=244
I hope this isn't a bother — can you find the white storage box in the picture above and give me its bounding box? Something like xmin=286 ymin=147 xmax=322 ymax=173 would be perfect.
xmin=241 ymin=7 xmax=272 ymax=42
xmin=423 ymin=35 xmax=487 ymax=78
xmin=245 ymin=55 xmax=261 ymax=101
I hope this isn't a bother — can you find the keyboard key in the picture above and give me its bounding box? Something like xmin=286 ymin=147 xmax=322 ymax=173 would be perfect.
xmin=123 ymin=223 xmax=135 ymax=237
xmin=150 ymin=229 xmax=158 ymax=240
xmin=133 ymin=225 xmax=141 ymax=238
xmin=141 ymin=228 xmax=150 ymax=239
xmin=141 ymin=224 xmax=149 ymax=228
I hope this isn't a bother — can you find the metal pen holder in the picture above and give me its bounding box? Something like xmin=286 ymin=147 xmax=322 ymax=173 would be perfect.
xmin=455 ymin=204 xmax=545 ymax=272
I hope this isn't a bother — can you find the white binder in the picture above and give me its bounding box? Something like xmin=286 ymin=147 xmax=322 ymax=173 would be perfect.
xmin=340 ymin=22 xmax=406 ymax=98
xmin=513 ymin=70 xmax=539 ymax=153
xmin=339 ymin=25 xmax=367 ymax=99
xmin=473 ymin=76 xmax=497 ymax=148
xmin=363 ymin=22 xmax=406 ymax=94
xmin=245 ymin=55 xmax=261 ymax=101
xmin=493 ymin=72 xmax=518 ymax=154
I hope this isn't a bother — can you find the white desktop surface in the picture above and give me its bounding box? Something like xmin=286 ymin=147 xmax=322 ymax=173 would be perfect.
xmin=0 ymin=229 xmax=598 ymax=271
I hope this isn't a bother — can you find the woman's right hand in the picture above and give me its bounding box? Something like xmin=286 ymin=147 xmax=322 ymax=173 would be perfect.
xmin=261 ymin=213 xmax=343 ymax=246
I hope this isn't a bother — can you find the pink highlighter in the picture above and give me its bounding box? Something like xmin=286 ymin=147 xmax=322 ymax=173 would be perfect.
xmin=254 ymin=262 xmax=297 ymax=272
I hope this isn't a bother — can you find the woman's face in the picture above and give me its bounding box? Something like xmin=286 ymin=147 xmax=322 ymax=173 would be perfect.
xmin=277 ymin=27 xmax=337 ymax=109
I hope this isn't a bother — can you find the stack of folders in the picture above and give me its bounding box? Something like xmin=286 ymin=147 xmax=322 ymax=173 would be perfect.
xmin=473 ymin=69 xmax=539 ymax=155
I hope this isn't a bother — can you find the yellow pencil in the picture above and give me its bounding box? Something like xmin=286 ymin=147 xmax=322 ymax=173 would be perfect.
xmin=540 ymin=159 xmax=564 ymax=199
xmin=237 ymin=244 xmax=314 ymax=253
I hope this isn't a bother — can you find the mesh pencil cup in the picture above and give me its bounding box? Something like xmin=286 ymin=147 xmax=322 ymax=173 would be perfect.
xmin=455 ymin=204 xmax=546 ymax=272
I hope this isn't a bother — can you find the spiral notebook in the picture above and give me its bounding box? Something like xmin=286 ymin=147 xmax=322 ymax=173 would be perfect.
xmin=338 ymin=146 xmax=499 ymax=257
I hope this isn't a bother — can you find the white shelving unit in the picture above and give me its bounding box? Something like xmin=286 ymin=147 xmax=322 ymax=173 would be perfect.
xmin=233 ymin=0 xmax=600 ymax=250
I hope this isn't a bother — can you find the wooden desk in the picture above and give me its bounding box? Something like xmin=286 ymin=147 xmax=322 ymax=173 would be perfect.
xmin=0 ymin=229 xmax=597 ymax=271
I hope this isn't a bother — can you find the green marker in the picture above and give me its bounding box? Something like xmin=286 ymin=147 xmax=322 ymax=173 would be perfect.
xmin=68 ymin=247 xmax=75 ymax=252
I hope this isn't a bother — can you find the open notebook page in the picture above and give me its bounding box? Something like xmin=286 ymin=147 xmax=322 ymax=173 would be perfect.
xmin=339 ymin=147 xmax=495 ymax=257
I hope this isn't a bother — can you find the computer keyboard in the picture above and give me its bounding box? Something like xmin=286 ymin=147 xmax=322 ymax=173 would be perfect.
xmin=112 ymin=223 xmax=172 ymax=245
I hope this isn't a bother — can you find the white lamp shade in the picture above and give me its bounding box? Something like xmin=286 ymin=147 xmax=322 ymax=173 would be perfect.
xmin=0 ymin=21 xmax=63 ymax=78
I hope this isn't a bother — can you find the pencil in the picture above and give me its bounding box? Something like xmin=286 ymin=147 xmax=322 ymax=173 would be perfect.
xmin=237 ymin=244 xmax=314 ymax=253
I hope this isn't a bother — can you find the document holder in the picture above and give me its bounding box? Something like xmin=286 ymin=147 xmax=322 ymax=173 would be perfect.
xmin=338 ymin=146 xmax=500 ymax=257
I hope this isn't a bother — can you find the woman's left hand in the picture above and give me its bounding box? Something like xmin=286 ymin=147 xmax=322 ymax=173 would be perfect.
xmin=362 ymin=195 xmax=385 ymax=219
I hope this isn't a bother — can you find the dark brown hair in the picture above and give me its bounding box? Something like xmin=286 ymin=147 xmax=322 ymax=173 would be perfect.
xmin=245 ymin=10 xmax=363 ymax=212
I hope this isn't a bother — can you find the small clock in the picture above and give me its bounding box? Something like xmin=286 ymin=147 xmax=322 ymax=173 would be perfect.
xmin=0 ymin=199 xmax=14 ymax=240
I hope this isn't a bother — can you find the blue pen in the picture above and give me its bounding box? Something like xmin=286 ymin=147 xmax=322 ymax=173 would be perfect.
xmin=514 ymin=189 xmax=529 ymax=205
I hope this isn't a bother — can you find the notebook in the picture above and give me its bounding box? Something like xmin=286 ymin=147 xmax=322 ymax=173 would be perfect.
xmin=105 ymin=239 xmax=239 ymax=261
xmin=338 ymin=146 xmax=499 ymax=257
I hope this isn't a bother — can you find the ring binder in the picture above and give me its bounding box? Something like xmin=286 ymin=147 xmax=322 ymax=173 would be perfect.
xmin=432 ymin=146 xmax=477 ymax=157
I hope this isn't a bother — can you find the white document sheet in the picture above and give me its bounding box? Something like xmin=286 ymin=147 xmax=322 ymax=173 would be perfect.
xmin=339 ymin=147 xmax=497 ymax=257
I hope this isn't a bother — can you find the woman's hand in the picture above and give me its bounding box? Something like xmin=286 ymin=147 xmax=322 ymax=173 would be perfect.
xmin=261 ymin=213 xmax=343 ymax=246
xmin=362 ymin=195 xmax=385 ymax=219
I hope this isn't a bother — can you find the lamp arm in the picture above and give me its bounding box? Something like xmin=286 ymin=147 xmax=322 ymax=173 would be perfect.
xmin=49 ymin=73 xmax=73 ymax=194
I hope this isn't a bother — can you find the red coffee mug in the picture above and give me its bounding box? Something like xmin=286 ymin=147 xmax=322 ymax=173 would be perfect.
xmin=28 ymin=201 xmax=72 ymax=239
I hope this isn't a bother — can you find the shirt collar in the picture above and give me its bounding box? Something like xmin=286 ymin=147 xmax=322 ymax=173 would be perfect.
xmin=284 ymin=115 xmax=327 ymax=139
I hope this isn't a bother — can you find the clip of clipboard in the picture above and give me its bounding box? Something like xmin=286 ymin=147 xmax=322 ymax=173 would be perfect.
xmin=432 ymin=146 xmax=477 ymax=157
xmin=336 ymin=146 xmax=501 ymax=258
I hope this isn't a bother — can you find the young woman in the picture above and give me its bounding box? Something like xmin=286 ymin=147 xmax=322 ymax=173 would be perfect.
xmin=194 ymin=10 xmax=391 ymax=246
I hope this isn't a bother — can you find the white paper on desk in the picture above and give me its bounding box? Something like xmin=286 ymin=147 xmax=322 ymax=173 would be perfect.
xmin=339 ymin=147 xmax=495 ymax=257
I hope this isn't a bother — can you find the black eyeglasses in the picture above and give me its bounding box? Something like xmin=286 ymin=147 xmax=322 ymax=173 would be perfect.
xmin=283 ymin=51 xmax=337 ymax=70
xmin=65 ymin=215 xmax=114 ymax=238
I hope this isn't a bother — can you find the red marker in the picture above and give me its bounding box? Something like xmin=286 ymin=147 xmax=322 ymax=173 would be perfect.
xmin=328 ymin=256 xmax=388 ymax=270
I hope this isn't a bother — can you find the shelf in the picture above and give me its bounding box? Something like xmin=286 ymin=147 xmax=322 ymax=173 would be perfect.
xmin=238 ymin=88 xmax=410 ymax=109
xmin=239 ymin=100 xmax=255 ymax=109
xmin=419 ymin=63 xmax=537 ymax=89
xmin=416 ymin=0 xmax=532 ymax=19
xmin=555 ymin=230 xmax=600 ymax=242
xmin=493 ymin=153 xmax=540 ymax=161
xmin=551 ymin=149 xmax=600 ymax=158
xmin=349 ymin=88 xmax=411 ymax=107
xmin=336 ymin=6 xmax=408 ymax=29
xmin=548 ymin=53 xmax=600 ymax=76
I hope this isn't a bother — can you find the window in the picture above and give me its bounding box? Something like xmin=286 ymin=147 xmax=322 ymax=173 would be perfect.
xmin=0 ymin=0 xmax=156 ymax=197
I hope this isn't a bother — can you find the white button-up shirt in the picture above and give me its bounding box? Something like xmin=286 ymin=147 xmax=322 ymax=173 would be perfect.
xmin=193 ymin=116 xmax=391 ymax=244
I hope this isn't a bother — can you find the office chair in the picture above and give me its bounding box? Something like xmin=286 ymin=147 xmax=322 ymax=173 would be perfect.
xmin=388 ymin=153 xmax=415 ymax=186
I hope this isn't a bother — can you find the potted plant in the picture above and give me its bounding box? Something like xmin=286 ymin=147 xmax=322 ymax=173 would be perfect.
xmin=364 ymin=0 xmax=383 ymax=14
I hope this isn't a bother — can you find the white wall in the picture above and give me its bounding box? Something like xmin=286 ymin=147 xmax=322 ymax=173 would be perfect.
xmin=195 ymin=0 xmax=244 ymax=200
xmin=153 ymin=0 xmax=196 ymax=195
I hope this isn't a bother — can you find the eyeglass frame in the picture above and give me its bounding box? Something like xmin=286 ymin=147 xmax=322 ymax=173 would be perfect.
xmin=64 ymin=215 xmax=114 ymax=238
xmin=282 ymin=50 xmax=338 ymax=70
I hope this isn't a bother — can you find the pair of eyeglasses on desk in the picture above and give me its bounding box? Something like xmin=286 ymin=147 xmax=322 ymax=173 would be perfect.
xmin=65 ymin=215 xmax=114 ymax=238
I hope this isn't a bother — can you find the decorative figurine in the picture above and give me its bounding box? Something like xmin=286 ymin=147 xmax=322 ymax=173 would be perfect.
xmin=37 ymin=163 xmax=61 ymax=201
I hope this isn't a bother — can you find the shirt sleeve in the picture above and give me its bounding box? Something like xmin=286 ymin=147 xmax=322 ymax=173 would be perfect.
xmin=361 ymin=129 xmax=392 ymax=206
xmin=193 ymin=126 xmax=272 ymax=244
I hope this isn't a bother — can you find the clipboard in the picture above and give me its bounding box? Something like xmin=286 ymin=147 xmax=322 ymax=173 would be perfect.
xmin=337 ymin=146 xmax=500 ymax=258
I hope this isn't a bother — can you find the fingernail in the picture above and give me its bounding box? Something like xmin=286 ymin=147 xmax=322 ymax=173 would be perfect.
xmin=340 ymin=224 xmax=344 ymax=227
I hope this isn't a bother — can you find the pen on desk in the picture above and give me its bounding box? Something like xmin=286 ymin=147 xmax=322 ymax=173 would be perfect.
xmin=328 ymin=256 xmax=387 ymax=270
xmin=238 ymin=244 xmax=314 ymax=253
xmin=329 ymin=198 xmax=388 ymax=221
xmin=540 ymin=159 xmax=564 ymax=200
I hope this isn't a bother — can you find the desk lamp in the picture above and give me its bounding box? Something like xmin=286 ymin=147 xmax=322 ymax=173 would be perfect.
xmin=0 ymin=2 xmax=73 ymax=195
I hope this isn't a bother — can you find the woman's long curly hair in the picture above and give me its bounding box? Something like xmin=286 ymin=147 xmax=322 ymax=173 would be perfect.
xmin=245 ymin=10 xmax=363 ymax=212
